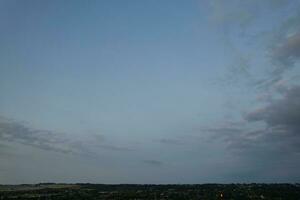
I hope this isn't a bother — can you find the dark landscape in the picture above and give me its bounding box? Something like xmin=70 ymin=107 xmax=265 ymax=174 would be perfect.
xmin=1 ymin=183 xmax=300 ymax=200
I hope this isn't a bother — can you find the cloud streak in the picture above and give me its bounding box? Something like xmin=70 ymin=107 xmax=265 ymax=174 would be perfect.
xmin=0 ymin=117 xmax=135 ymax=156
xmin=0 ymin=118 xmax=73 ymax=154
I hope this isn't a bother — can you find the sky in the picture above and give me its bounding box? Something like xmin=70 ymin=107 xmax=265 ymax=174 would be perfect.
xmin=0 ymin=0 xmax=300 ymax=184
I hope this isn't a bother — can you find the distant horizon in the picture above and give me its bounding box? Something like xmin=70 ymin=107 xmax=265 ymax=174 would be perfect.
xmin=1 ymin=182 xmax=300 ymax=186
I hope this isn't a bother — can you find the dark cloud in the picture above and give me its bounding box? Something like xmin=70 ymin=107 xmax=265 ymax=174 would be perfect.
xmin=143 ymin=160 xmax=164 ymax=166
xmin=207 ymin=85 xmax=300 ymax=153
xmin=272 ymin=33 xmax=300 ymax=66
xmin=0 ymin=118 xmax=73 ymax=154
xmin=0 ymin=117 xmax=137 ymax=155
xmin=246 ymin=85 xmax=300 ymax=136
xmin=206 ymin=118 xmax=300 ymax=180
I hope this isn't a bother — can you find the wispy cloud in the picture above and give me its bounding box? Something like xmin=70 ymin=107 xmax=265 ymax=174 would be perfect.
xmin=0 ymin=117 xmax=136 ymax=156
xmin=210 ymin=0 xmax=300 ymax=90
xmin=256 ymin=12 xmax=300 ymax=89
xmin=0 ymin=118 xmax=73 ymax=154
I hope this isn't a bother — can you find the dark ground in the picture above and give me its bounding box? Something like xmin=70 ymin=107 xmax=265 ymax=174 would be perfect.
xmin=0 ymin=183 xmax=300 ymax=200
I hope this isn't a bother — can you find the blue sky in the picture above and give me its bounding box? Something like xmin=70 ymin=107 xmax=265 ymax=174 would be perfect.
xmin=1 ymin=0 xmax=300 ymax=184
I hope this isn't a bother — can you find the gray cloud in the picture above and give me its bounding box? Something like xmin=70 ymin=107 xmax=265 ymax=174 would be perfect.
xmin=256 ymin=13 xmax=300 ymax=89
xmin=0 ymin=118 xmax=73 ymax=154
xmin=0 ymin=117 xmax=135 ymax=156
xmin=204 ymin=124 xmax=257 ymax=153
xmin=207 ymin=85 xmax=300 ymax=153
xmin=205 ymin=118 xmax=300 ymax=180
xmin=204 ymin=6 xmax=300 ymax=178
xmin=246 ymin=85 xmax=300 ymax=136
xmin=210 ymin=1 xmax=300 ymax=90
xmin=272 ymin=33 xmax=300 ymax=66
xmin=201 ymin=0 xmax=300 ymax=181
xmin=265 ymin=32 xmax=300 ymax=87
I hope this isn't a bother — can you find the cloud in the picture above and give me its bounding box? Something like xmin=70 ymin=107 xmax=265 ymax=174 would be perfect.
xmin=204 ymin=1 xmax=300 ymax=180
xmin=246 ymin=85 xmax=300 ymax=136
xmin=266 ymin=32 xmax=300 ymax=86
xmin=143 ymin=160 xmax=164 ymax=166
xmin=209 ymin=1 xmax=300 ymax=89
xmin=0 ymin=117 xmax=138 ymax=156
xmin=205 ymin=114 xmax=300 ymax=180
xmin=210 ymin=84 xmax=300 ymax=152
xmin=256 ymin=13 xmax=300 ymax=89
xmin=272 ymin=33 xmax=300 ymax=66
xmin=203 ymin=123 xmax=258 ymax=152
xmin=207 ymin=84 xmax=300 ymax=153
xmin=0 ymin=118 xmax=73 ymax=154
